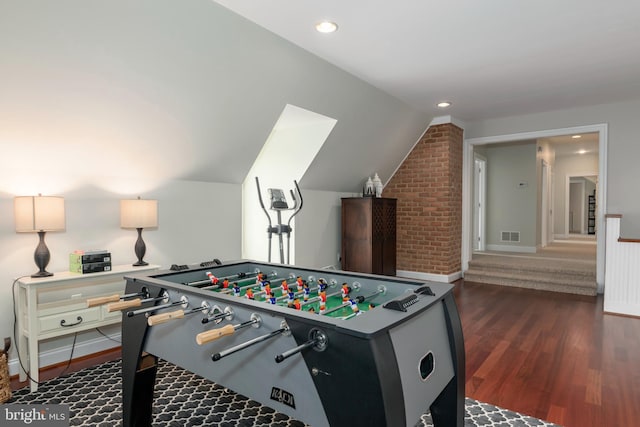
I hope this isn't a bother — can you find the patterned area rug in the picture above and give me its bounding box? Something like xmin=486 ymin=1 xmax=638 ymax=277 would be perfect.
xmin=8 ymin=360 xmax=561 ymax=426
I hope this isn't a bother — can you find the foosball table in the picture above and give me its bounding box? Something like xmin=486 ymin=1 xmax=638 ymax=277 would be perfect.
xmin=106 ymin=260 xmax=464 ymax=427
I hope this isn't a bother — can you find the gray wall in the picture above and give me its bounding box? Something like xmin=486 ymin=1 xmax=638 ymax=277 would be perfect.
xmin=484 ymin=143 xmax=538 ymax=249
xmin=0 ymin=181 xmax=242 ymax=370
xmin=0 ymin=0 xmax=429 ymax=369
xmin=466 ymin=98 xmax=640 ymax=237
xmin=0 ymin=0 xmax=428 ymax=193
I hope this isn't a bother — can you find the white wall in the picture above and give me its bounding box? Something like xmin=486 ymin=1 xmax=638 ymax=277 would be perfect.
xmin=0 ymin=0 xmax=431 ymax=372
xmin=465 ymin=98 xmax=640 ymax=236
xmin=0 ymin=180 xmax=242 ymax=373
xmin=552 ymin=153 xmax=599 ymax=235
xmin=294 ymin=189 xmax=357 ymax=269
xmin=0 ymin=0 xmax=428 ymax=193
xmin=484 ymin=143 xmax=537 ymax=249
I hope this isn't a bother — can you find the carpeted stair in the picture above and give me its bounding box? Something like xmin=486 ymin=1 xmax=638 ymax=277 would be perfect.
xmin=465 ymin=253 xmax=597 ymax=296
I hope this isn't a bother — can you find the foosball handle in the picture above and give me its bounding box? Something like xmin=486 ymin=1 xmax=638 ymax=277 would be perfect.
xmin=86 ymin=294 xmax=121 ymax=308
xmin=196 ymin=324 xmax=236 ymax=345
xmin=107 ymin=298 xmax=143 ymax=312
xmin=147 ymin=309 xmax=185 ymax=326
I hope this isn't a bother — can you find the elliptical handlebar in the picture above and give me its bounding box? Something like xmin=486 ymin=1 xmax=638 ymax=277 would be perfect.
xmin=255 ymin=177 xmax=303 ymax=264
xmin=255 ymin=177 xmax=273 ymax=229
xmin=287 ymin=180 xmax=303 ymax=229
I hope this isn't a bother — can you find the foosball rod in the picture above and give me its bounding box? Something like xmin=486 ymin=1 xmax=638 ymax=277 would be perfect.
xmin=299 ymin=289 xmax=340 ymax=308
xmin=201 ymin=272 xmax=281 ymax=291
xmin=184 ymin=270 xmax=257 ymax=287
xmin=275 ymin=330 xmax=328 ymax=363
xmin=107 ymin=292 xmax=168 ymax=312
xmin=147 ymin=302 xmax=210 ymax=326
xmin=219 ymin=278 xmax=282 ymax=295
xmin=196 ymin=314 xmax=261 ymax=345
xmin=321 ymin=288 xmax=384 ymax=316
xmin=127 ymin=296 xmax=188 ymax=317
xmin=212 ymin=325 xmax=288 ymax=362
xmin=86 ymin=289 xmax=148 ymax=308
xmin=202 ymin=307 xmax=233 ymax=324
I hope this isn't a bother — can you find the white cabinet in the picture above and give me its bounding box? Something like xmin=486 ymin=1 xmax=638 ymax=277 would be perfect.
xmin=16 ymin=264 xmax=159 ymax=392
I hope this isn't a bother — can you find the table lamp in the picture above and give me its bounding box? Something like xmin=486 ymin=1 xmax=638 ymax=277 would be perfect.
xmin=120 ymin=197 xmax=158 ymax=266
xmin=14 ymin=195 xmax=66 ymax=278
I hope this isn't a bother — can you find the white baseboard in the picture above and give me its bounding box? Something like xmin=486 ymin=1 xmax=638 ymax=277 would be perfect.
xmin=397 ymin=270 xmax=462 ymax=283
xmin=486 ymin=244 xmax=536 ymax=253
xmin=8 ymin=333 xmax=121 ymax=377
xmin=604 ymin=301 xmax=640 ymax=318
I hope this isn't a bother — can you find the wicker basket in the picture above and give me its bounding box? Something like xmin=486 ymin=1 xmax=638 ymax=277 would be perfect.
xmin=0 ymin=337 xmax=11 ymax=403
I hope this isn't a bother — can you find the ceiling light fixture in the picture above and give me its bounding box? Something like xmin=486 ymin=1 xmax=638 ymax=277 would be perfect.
xmin=578 ymin=150 xmax=587 ymax=154
xmin=437 ymin=101 xmax=452 ymax=108
xmin=315 ymin=21 xmax=338 ymax=33
xmin=571 ymin=135 xmax=582 ymax=139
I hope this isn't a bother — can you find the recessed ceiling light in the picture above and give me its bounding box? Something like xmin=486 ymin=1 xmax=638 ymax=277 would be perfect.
xmin=571 ymin=135 xmax=582 ymax=139
xmin=578 ymin=150 xmax=587 ymax=154
xmin=437 ymin=101 xmax=452 ymax=108
xmin=315 ymin=21 xmax=338 ymax=33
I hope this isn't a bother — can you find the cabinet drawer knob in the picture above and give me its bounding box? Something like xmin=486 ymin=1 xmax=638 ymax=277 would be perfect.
xmin=60 ymin=316 xmax=83 ymax=327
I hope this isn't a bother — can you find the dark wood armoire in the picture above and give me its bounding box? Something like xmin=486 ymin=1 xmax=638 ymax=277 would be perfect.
xmin=341 ymin=197 xmax=396 ymax=276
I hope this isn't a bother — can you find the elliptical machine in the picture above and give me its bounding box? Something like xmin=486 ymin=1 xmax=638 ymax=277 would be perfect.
xmin=255 ymin=177 xmax=303 ymax=264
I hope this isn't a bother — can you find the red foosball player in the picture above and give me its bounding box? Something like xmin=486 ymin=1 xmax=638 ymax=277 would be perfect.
xmin=245 ymin=288 xmax=254 ymax=299
xmin=293 ymin=298 xmax=301 ymax=310
xmin=296 ymin=276 xmax=304 ymax=292
xmin=260 ymin=279 xmax=270 ymax=292
xmin=264 ymin=283 xmax=271 ymax=297
xmin=341 ymin=283 xmax=350 ymax=301
xmin=206 ymin=272 xmax=219 ymax=285
xmin=280 ymin=280 xmax=289 ymax=294
xmin=256 ymin=272 xmax=265 ymax=284
xmin=222 ymin=278 xmax=230 ymax=288
xmin=319 ymin=292 xmax=327 ymax=314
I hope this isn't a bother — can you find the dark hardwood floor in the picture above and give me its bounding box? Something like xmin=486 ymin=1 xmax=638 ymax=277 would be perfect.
xmin=11 ymin=280 xmax=640 ymax=427
xmin=457 ymin=280 xmax=640 ymax=427
xmin=10 ymin=346 xmax=122 ymax=392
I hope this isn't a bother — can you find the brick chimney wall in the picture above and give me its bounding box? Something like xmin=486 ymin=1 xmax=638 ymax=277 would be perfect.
xmin=382 ymin=123 xmax=463 ymax=276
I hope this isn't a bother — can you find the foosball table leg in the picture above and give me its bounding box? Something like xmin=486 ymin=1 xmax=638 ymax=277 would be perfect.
xmin=430 ymin=293 xmax=465 ymax=427
xmin=122 ymin=284 xmax=159 ymax=427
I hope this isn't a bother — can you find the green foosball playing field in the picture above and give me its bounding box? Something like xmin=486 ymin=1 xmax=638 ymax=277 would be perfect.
xmin=195 ymin=272 xmax=381 ymax=319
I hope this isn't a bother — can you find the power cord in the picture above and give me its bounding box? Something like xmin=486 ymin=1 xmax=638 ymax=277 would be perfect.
xmin=57 ymin=332 xmax=78 ymax=378
xmin=95 ymin=327 xmax=121 ymax=344
xmin=11 ymin=277 xmax=114 ymax=387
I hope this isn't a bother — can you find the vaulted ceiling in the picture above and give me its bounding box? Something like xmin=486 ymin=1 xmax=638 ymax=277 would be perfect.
xmin=2 ymin=1 xmax=637 ymax=195
xmin=213 ymin=0 xmax=640 ymax=121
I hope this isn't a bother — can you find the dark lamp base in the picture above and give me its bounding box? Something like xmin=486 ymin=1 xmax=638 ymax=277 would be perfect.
xmin=31 ymin=270 xmax=54 ymax=278
xmin=133 ymin=260 xmax=149 ymax=267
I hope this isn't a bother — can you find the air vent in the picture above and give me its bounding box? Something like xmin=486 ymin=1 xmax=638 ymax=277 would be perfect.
xmin=500 ymin=231 xmax=520 ymax=242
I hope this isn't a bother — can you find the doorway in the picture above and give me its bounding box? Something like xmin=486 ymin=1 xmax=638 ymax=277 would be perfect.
xmin=462 ymin=124 xmax=607 ymax=292
xmin=567 ymin=174 xmax=597 ymax=236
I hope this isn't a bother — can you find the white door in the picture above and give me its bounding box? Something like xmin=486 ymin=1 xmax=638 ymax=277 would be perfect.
xmin=473 ymin=156 xmax=486 ymax=251
xmin=541 ymin=160 xmax=550 ymax=247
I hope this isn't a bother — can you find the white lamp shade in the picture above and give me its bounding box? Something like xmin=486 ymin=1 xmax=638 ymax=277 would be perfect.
xmin=120 ymin=199 xmax=158 ymax=229
xmin=14 ymin=196 xmax=66 ymax=232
